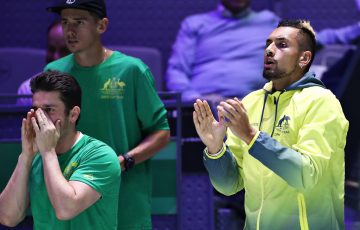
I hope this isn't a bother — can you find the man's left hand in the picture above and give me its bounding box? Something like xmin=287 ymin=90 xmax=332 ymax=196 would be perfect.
xmin=31 ymin=108 xmax=60 ymax=155
xmin=217 ymin=98 xmax=257 ymax=144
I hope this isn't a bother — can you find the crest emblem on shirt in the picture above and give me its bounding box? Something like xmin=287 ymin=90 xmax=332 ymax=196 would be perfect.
xmin=100 ymin=77 xmax=125 ymax=100
xmin=275 ymin=115 xmax=291 ymax=134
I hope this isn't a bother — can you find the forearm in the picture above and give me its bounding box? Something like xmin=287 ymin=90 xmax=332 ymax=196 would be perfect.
xmin=249 ymin=132 xmax=312 ymax=190
xmin=42 ymin=152 xmax=82 ymax=220
xmin=123 ymin=130 xmax=170 ymax=165
xmin=0 ymin=153 xmax=33 ymax=227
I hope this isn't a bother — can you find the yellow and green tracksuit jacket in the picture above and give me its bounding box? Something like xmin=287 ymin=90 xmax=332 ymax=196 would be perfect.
xmin=204 ymin=72 xmax=349 ymax=230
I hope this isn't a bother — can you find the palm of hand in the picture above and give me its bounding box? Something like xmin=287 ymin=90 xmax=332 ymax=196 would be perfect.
xmin=21 ymin=119 xmax=38 ymax=157
xmin=196 ymin=113 xmax=226 ymax=152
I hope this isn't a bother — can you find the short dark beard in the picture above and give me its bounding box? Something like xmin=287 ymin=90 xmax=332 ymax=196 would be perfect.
xmin=262 ymin=67 xmax=296 ymax=81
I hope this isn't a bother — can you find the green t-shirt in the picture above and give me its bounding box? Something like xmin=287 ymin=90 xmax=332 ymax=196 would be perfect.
xmin=29 ymin=134 xmax=121 ymax=230
xmin=45 ymin=51 xmax=169 ymax=229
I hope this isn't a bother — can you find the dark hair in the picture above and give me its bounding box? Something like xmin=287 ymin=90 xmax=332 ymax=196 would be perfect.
xmin=277 ymin=19 xmax=316 ymax=72
xmin=30 ymin=70 xmax=82 ymax=123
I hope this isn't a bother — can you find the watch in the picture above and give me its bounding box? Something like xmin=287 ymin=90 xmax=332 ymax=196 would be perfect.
xmin=123 ymin=153 xmax=135 ymax=171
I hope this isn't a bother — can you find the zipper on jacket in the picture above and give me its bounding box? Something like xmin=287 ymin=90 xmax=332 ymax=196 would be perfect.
xmin=258 ymin=92 xmax=269 ymax=131
xmin=297 ymin=193 xmax=309 ymax=230
xmin=270 ymin=91 xmax=285 ymax=137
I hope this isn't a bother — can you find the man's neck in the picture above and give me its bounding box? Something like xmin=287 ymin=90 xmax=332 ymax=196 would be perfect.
xmin=56 ymin=130 xmax=80 ymax=155
xmin=219 ymin=3 xmax=250 ymax=18
xmin=74 ymin=44 xmax=109 ymax=67
xmin=272 ymin=71 xmax=304 ymax=91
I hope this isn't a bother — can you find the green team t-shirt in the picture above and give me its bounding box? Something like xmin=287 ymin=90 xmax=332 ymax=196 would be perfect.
xmin=45 ymin=51 xmax=169 ymax=229
xmin=29 ymin=134 xmax=121 ymax=230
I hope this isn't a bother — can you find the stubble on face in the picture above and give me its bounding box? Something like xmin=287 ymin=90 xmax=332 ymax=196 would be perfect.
xmin=262 ymin=62 xmax=298 ymax=81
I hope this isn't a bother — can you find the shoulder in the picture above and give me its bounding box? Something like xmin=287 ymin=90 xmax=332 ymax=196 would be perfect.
xmin=292 ymin=86 xmax=348 ymax=122
xmin=301 ymin=86 xmax=337 ymax=101
xmin=250 ymin=10 xmax=279 ymax=24
xmin=110 ymin=51 xmax=149 ymax=73
xmin=301 ymin=86 xmax=342 ymax=107
xmin=184 ymin=10 xmax=215 ymax=22
xmin=44 ymin=54 xmax=74 ymax=71
xmin=255 ymin=10 xmax=279 ymax=20
xmin=78 ymin=135 xmax=118 ymax=161
xmin=181 ymin=10 xmax=218 ymax=29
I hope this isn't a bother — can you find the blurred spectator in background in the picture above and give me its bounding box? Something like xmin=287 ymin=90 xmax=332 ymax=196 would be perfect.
xmin=166 ymin=0 xmax=360 ymax=103
xmin=17 ymin=20 xmax=70 ymax=105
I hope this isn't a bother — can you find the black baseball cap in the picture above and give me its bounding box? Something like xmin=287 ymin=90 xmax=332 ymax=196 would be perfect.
xmin=47 ymin=0 xmax=107 ymax=19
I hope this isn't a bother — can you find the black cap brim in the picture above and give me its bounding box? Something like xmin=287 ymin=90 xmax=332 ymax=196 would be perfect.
xmin=46 ymin=5 xmax=106 ymax=19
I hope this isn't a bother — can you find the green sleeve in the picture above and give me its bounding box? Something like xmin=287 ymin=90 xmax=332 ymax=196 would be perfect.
xmin=70 ymin=145 xmax=121 ymax=196
xmin=135 ymin=68 xmax=169 ymax=134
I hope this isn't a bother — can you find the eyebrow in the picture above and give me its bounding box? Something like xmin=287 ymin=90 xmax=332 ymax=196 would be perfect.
xmin=61 ymin=16 xmax=88 ymax=21
xmin=266 ymin=37 xmax=290 ymax=46
xmin=31 ymin=105 xmax=56 ymax=110
xmin=267 ymin=37 xmax=289 ymax=43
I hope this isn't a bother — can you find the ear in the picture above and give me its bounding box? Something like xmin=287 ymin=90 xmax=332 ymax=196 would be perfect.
xmin=69 ymin=106 xmax=80 ymax=124
xmin=299 ymin=51 xmax=312 ymax=68
xmin=97 ymin=18 xmax=109 ymax=34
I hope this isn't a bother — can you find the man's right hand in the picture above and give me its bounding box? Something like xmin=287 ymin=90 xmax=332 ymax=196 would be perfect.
xmin=193 ymin=99 xmax=226 ymax=154
xmin=21 ymin=109 xmax=38 ymax=158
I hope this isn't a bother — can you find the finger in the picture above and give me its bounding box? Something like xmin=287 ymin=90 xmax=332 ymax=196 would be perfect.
xmin=55 ymin=119 xmax=61 ymax=133
xmin=193 ymin=111 xmax=200 ymax=129
xmin=194 ymin=102 xmax=203 ymax=122
xmin=35 ymin=109 xmax=44 ymax=127
xmin=217 ymin=110 xmax=229 ymax=126
xmin=203 ymin=100 xmax=214 ymax=119
xmin=21 ymin=118 xmax=26 ymax=137
xmin=217 ymin=105 xmax=233 ymax=123
xmin=31 ymin=117 xmax=40 ymax=133
xmin=227 ymin=99 xmax=243 ymax=115
xmin=223 ymin=100 xmax=239 ymax=115
xmin=37 ymin=109 xmax=49 ymax=126
xmin=234 ymin=97 xmax=247 ymax=112
xmin=25 ymin=111 xmax=31 ymax=129
xmin=196 ymin=100 xmax=211 ymax=121
xmin=198 ymin=100 xmax=208 ymax=120
xmin=219 ymin=102 xmax=236 ymax=118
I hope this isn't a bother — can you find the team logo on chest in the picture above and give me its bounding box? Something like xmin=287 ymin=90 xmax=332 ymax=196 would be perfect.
xmin=274 ymin=115 xmax=291 ymax=135
xmin=100 ymin=77 xmax=126 ymax=99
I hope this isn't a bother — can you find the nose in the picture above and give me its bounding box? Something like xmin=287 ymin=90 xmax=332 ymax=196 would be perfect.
xmin=265 ymin=45 xmax=274 ymax=56
xmin=63 ymin=23 xmax=76 ymax=35
xmin=266 ymin=49 xmax=273 ymax=56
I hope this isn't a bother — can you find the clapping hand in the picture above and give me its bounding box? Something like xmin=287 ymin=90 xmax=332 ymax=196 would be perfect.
xmin=193 ymin=99 xmax=227 ymax=154
xmin=217 ymin=98 xmax=256 ymax=145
